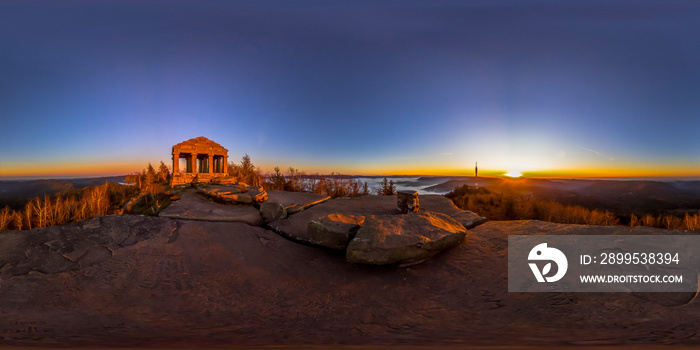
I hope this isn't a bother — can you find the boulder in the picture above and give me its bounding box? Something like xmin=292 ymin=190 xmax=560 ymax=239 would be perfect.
xmin=307 ymin=214 xmax=365 ymax=250
xmin=260 ymin=201 xmax=287 ymax=222
xmin=346 ymin=211 xmax=467 ymax=265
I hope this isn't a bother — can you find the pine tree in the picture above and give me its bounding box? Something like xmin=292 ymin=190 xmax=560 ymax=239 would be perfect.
xmin=377 ymin=178 xmax=389 ymax=195
xmin=158 ymin=161 xmax=169 ymax=182
xmin=240 ymin=154 xmax=254 ymax=176
xmin=145 ymin=163 xmax=157 ymax=192
xmin=376 ymin=178 xmax=397 ymax=195
xmin=269 ymin=166 xmax=286 ymax=190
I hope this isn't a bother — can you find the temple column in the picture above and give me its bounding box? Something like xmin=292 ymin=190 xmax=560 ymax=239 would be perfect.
xmin=209 ymin=155 xmax=214 ymax=174
xmin=173 ymin=153 xmax=179 ymax=173
xmin=223 ymin=156 xmax=228 ymax=174
xmin=192 ymin=153 xmax=198 ymax=174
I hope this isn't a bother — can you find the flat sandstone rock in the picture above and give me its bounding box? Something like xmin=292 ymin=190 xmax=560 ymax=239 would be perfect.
xmin=203 ymin=185 xmax=268 ymax=204
xmin=159 ymin=189 xmax=263 ymax=226
xmin=270 ymin=194 xmax=484 ymax=242
xmin=0 ymin=215 xmax=176 ymax=276
xmin=346 ymin=211 xmax=468 ymax=265
xmin=307 ymin=213 xmax=365 ymax=250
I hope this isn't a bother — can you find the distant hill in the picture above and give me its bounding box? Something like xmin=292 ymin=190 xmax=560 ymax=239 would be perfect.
xmin=430 ymin=177 xmax=700 ymax=215
xmin=423 ymin=177 xmax=504 ymax=193
xmin=60 ymin=175 xmax=127 ymax=188
xmin=530 ymin=179 xmax=700 ymax=215
xmin=0 ymin=176 xmax=126 ymax=210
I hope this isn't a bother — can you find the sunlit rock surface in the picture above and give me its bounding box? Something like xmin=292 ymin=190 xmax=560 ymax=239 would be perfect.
xmin=346 ymin=211 xmax=467 ymax=265
xmin=159 ymin=189 xmax=263 ymax=226
xmin=307 ymin=213 xmax=365 ymax=250
xmin=270 ymin=194 xmax=484 ymax=242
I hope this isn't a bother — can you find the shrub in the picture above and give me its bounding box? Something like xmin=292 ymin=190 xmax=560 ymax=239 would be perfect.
xmin=446 ymin=185 xmax=619 ymax=226
xmin=376 ymin=178 xmax=396 ymax=195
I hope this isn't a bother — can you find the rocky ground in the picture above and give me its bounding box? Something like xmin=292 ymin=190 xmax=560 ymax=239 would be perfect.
xmin=1 ymin=190 xmax=699 ymax=348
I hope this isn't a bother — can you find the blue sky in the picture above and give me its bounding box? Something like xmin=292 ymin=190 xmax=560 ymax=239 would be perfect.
xmin=2 ymin=0 xmax=700 ymax=177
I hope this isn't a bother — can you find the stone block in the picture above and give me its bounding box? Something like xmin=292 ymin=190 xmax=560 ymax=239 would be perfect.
xmin=397 ymin=190 xmax=419 ymax=214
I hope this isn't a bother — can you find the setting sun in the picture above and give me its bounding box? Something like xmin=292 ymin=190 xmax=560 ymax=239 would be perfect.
xmin=505 ymin=171 xmax=523 ymax=178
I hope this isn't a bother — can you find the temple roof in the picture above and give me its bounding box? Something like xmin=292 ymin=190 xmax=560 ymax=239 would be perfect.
xmin=172 ymin=136 xmax=228 ymax=155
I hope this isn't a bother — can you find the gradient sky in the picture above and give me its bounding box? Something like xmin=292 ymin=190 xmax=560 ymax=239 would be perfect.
xmin=2 ymin=0 xmax=700 ymax=178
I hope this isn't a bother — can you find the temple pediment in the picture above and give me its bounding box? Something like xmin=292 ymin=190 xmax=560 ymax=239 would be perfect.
xmin=172 ymin=136 xmax=228 ymax=155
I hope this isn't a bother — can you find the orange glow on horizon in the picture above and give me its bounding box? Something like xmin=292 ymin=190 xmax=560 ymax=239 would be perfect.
xmin=2 ymin=159 xmax=700 ymax=179
xmin=0 ymin=160 xmax=156 ymax=178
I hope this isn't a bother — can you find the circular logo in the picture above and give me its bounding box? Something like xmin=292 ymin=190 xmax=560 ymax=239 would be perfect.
xmin=528 ymin=243 xmax=568 ymax=282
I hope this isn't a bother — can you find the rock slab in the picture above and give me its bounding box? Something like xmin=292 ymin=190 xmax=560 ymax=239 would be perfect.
xmin=201 ymin=184 xmax=268 ymax=204
xmin=159 ymin=189 xmax=263 ymax=226
xmin=307 ymin=214 xmax=365 ymax=250
xmin=0 ymin=215 xmax=176 ymax=276
xmin=271 ymin=194 xmax=484 ymax=244
xmin=346 ymin=211 xmax=467 ymax=265
xmin=2 ymin=218 xmax=699 ymax=347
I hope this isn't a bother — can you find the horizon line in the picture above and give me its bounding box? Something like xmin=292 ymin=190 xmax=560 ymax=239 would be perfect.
xmin=3 ymin=174 xmax=700 ymax=182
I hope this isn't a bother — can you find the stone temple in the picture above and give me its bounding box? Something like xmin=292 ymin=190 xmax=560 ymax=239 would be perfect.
xmin=171 ymin=137 xmax=229 ymax=186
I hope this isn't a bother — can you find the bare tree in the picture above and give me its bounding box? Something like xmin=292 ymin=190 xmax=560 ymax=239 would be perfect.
xmin=13 ymin=211 xmax=23 ymax=230
xmin=0 ymin=206 xmax=11 ymax=230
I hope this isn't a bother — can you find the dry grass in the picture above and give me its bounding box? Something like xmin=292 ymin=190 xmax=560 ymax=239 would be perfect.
xmin=0 ymin=183 xmax=137 ymax=230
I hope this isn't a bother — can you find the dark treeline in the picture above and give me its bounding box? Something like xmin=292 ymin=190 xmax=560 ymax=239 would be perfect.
xmin=446 ymin=185 xmax=700 ymax=230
